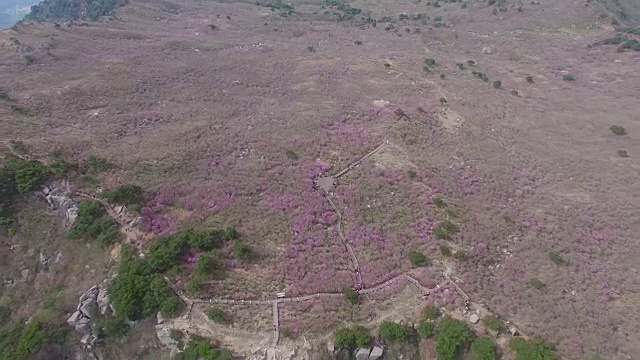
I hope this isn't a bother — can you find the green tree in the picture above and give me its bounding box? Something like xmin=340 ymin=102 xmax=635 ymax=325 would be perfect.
xmin=530 ymin=277 xmax=545 ymax=290
xmin=186 ymin=277 xmax=204 ymax=294
xmin=435 ymin=317 xmax=470 ymax=360
xmin=176 ymin=336 xmax=233 ymax=360
xmin=409 ymin=250 xmax=428 ymax=266
xmin=8 ymin=159 xmax=51 ymax=193
xmin=379 ymin=321 xmax=408 ymax=342
xmin=472 ymin=336 xmax=496 ymax=360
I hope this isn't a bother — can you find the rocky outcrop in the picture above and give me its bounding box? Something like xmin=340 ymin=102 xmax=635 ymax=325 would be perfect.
xmin=42 ymin=186 xmax=78 ymax=226
xmin=67 ymin=283 xmax=113 ymax=350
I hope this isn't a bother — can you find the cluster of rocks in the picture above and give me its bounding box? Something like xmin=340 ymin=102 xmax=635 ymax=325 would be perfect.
xmin=67 ymin=285 xmax=112 ymax=349
xmin=42 ymin=185 xmax=78 ymax=225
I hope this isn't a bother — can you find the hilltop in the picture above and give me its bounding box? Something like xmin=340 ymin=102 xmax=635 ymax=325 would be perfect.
xmin=1 ymin=0 xmax=639 ymax=359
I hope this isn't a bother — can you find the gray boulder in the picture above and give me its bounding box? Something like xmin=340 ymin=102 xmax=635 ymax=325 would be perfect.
xmin=356 ymin=348 xmax=370 ymax=360
xmin=369 ymin=346 xmax=383 ymax=360
xmin=75 ymin=317 xmax=92 ymax=334
xmin=67 ymin=311 xmax=82 ymax=327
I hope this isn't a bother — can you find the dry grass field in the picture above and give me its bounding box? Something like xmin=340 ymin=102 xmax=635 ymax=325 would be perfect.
xmin=1 ymin=0 xmax=639 ymax=358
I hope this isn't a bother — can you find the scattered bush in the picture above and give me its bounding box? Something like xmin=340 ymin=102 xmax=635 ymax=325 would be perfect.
xmin=334 ymin=327 xmax=355 ymax=348
xmin=195 ymin=252 xmax=220 ymax=276
xmin=176 ymin=336 xmax=233 ymax=360
xmin=609 ymin=125 xmax=627 ymax=135
xmin=8 ymin=140 xmax=24 ymax=152
xmin=206 ymin=308 xmax=230 ymax=324
xmin=407 ymin=170 xmax=417 ymax=179
xmin=68 ymin=200 xmax=120 ymax=246
xmin=483 ymin=315 xmax=501 ymax=332
xmin=48 ymin=151 xmax=77 ymax=177
xmin=433 ymin=197 xmax=446 ymax=208
xmin=379 ymin=321 xmax=408 ymax=342
xmin=475 ymin=72 xmax=489 ymax=82
xmin=95 ymin=315 xmax=130 ymax=339
xmin=467 ymin=60 xmax=476 ymax=66
xmin=493 ymin=80 xmax=502 ymax=88
xmin=435 ymin=220 xmax=459 ymax=239
xmin=453 ymin=250 xmax=466 ymax=261
xmin=233 ymin=242 xmax=253 ymax=261
xmin=208 ymin=24 xmax=217 ymax=30
xmin=435 ymin=317 xmax=470 ymax=360
xmin=440 ymin=245 xmax=452 ymax=257
xmin=619 ymin=39 xmax=640 ymax=51
xmin=85 ymin=155 xmax=115 ymax=173
xmin=472 ymin=336 xmax=497 ymax=360
xmin=456 ymin=62 xmax=465 ymax=70
xmin=186 ymin=277 xmax=204 ymax=294
xmin=285 ymin=149 xmax=299 ymax=160
xmin=509 ymin=337 xmax=557 ymax=360
xmin=530 ymin=277 xmax=545 ymax=290
xmin=417 ymin=320 xmax=435 ymax=338
xmin=424 ymin=305 xmax=439 ymax=320
xmin=548 ymin=251 xmax=566 ymax=265
xmin=563 ymin=74 xmax=575 ymax=81
xmin=409 ymin=250 xmax=428 ymax=267
xmin=343 ymin=287 xmax=358 ymax=304
xmin=424 ymin=58 xmax=437 ymax=68
xmin=353 ymin=326 xmax=373 ymax=348
xmin=525 ymin=75 xmax=534 ymax=83
xmin=99 ymin=184 xmax=144 ymax=205
xmin=617 ymin=149 xmax=629 ymax=158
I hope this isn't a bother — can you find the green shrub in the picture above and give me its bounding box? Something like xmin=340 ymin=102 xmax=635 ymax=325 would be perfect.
xmin=440 ymin=245 xmax=452 ymax=257
xmin=379 ymin=321 xmax=408 ymax=342
xmin=176 ymin=336 xmax=233 ymax=360
xmin=619 ymin=39 xmax=640 ymax=51
xmin=417 ymin=320 xmax=435 ymax=338
xmin=99 ymin=184 xmax=144 ymax=205
xmin=85 ymin=155 xmax=115 ymax=173
xmin=195 ymin=252 xmax=221 ymax=276
xmin=334 ymin=327 xmax=355 ymax=348
xmin=435 ymin=317 xmax=470 ymax=360
xmin=454 ymin=250 xmax=466 ymax=261
xmin=433 ymin=197 xmax=446 ymax=208
xmin=206 ymin=308 xmax=230 ymax=324
xmin=233 ymin=242 xmax=253 ymax=261
xmin=525 ymin=75 xmax=534 ymax=83
xmin=68 ymin=200 xmax=120 ymax=245
xmin=223 ymin=226 xmax=239 ymax=240
xmin=353 ymin=326 xmax=373 ymax=348
xmin=548 ymin=251 xmax=566 ymax=265
xmin=493 ymin=80 xmax=502 ymax=89
xmin=407 ymin=170 xmax=417 ymax=179
xmin=483 ymin=315 xmax=501 ymax=332
xmin=7 ymin=159 xmax=51 ymax=193
xmin=8 ymin=140 xmax=24 ymax=152
xmin=423 ymin=305 xmax=439 ymax=320
xmin=424 ymin=58 xmax=437 ymax=68
xmin=617 ymin=149 xmax=629 ymax=158
xmin=563 ymin=74 xmax=575 ymax=81
xmin=609 ymin=125 xmax=627 ymax=135
xmin=286 ymin=149 xmax=299 ymax=160
xmin=186 ymin=277 xmax=204 ymax=294
xmin=456 ymin=62 xmax=465 ymax=70
xmin=472 ymin=336 xmax=496 ymax=360
xmin=530 ymin=277 xmax=545 ymax=290
xmin=96 ymin=315 xmax=130 ymax=339
xmin=509 ymin=337 xmax=557 ymax=360
xmin=343 ymin=287 xmax=358 ymax=304
xmin=435 ymin=220 xmax=459 ymax=239
xmin=147 ymin=234 xmax=189 ymax=271
xmin=409 ymin=250 xmax=428 ymax=266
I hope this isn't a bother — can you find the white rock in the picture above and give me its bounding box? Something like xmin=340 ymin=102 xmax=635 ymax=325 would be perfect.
xmin=67 ymin=311 xmax=82 ymax=327
xmin=369 ymin=346 xmax=384 ymax=360
xmin=356 ymin=348 xmax=370 ymax=360
xmin=469 ymin=314 xmax=480 ymax=324
xmin=75 ymin=317 xmax=92 ymax=334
